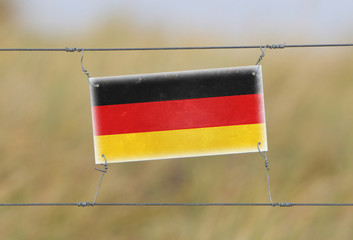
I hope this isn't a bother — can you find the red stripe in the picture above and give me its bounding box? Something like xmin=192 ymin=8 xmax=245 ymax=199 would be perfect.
xmin=92 ymin=94 xmax=265 ymax=136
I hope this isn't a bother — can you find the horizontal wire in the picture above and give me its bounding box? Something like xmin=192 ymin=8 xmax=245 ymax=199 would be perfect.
xmin=0 ymin=48 xmax=67 ymax=52
xmin=1 ymin=202 xmax=353 ymax=207
xmin=0 ymin=43 xmax=352 ymax=52
xmin=0 ymin=203 xmax=77 ymax=206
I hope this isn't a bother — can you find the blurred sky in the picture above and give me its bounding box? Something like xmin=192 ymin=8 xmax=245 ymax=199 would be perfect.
xmin=10 ymin=0 xmax=353 ymax=42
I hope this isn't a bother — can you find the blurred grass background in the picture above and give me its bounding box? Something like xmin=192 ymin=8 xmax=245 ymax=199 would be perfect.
xmin=1 ymin=1 xmax=353 ymax=239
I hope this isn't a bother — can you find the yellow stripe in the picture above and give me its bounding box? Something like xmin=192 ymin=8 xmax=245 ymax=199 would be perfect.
xmin=94 ymin=123 xmax=267 ymax=163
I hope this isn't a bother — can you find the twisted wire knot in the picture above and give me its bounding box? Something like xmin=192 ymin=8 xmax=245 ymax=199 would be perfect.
xmin=264 ymin=159 xmax=270 ymax=170
xmin=65 ymin=47 xmax=82 ymax=52
xmin=77 ymin=202 xmax=94 ymax=207
xmin=266 ymin=44 xmax=286 ymax=49
xmin=256 ymin=50 xmax=265 ymax=65
xmin=82 ymin=65 xmax=91 ymax=79
xmin=273 ymin=202 xmax=293 ymax=207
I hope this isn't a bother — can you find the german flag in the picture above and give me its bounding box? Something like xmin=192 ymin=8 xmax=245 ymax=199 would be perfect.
xmin=90 ymin=66 xmax=267 ymax=164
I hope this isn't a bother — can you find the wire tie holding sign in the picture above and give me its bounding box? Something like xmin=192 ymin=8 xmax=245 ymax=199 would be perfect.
xmin=75 ymin=155 xmax=108 ymax=207
xmin=253 ymin=46 xmax=267 ymax=76
xmin=257 ymin=142 xmax=293 ymax=207
xmin=80 ymin=48 xmax=99 ymax=88
xmin=92 ymin=154 xmax=108 ymax=205
xmin=257 ymin=142 xmax=273 ymax=205
xmin=252 ymin=43 xmax=285 ymax=76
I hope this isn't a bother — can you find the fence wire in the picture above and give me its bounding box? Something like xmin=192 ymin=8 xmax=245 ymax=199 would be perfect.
xmin=1 ymin=202 xmax=353 ymax=207
xmin=0 ymin=43 xmax=352 ymax=52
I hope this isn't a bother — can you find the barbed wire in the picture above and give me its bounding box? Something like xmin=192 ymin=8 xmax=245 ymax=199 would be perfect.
xmin=0 ymin=43 xmax=352 ymax=52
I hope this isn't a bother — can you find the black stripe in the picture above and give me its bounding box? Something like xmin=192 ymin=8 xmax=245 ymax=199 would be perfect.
xmin=90 ymin=66 xmax=262 ymax=106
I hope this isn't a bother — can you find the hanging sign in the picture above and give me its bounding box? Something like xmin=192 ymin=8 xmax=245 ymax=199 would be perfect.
xmin=90 ymin=65 xmax=267 ymax=164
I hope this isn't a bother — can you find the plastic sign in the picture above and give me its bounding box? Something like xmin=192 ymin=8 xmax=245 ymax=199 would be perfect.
xmin=90 ymin=66 xmax=267 ymax=164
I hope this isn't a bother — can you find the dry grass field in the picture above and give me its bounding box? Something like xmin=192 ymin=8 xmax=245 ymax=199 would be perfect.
xmin=1 ymin=7 xmax=353 ymax=239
